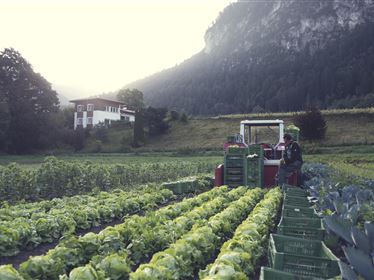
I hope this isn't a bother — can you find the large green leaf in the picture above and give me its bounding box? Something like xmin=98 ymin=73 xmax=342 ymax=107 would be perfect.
xmin=351 ymin=226 xmax=371 ymax=255
xmin=343 ymin=246 xmax=374 ymax=280
xmin=324 ymin=215 xmax=353 ymax=244
xmin=338 ymin=261 xmax=358 ymax=280
xmin=0 ymin=265 xmax=24 ymax=280
xmin=364 ymin=222 xmax=374 ymax=250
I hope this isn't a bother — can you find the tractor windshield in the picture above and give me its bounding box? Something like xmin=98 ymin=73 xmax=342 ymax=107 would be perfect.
xmin=245 ymin=125 xmax=280 ymax=145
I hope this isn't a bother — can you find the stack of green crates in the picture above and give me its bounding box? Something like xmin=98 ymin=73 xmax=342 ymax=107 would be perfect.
xmin=260 ymin=185 xmax=340 ymax=279
xmin=277 ymin=216 xmax=325 ymax=240
xmin=247 ymin=156 xmax=264 ymax=187
xmin=246 ymin=144 xmax=264 ymax=188
xmin=224 ymin=148 xmax=248 ymax=187
xmin=279 ymin=188 xmax=325 ymax=241
xmin=267 ymin=234 xmax=340 ymax=278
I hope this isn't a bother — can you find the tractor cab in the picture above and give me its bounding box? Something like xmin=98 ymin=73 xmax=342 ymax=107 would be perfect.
xmin=215 ymin=119 xmax=300 ymax=188
xmin=239 ymin=119 xmax=285 ymax=160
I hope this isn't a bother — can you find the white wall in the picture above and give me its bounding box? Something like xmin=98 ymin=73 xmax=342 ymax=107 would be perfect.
xmin=93 ymin=110 xmax=121 ymax=125
xmin=122 ymin=113 xmax=135 ymax=122
xmin=74 ymin=112 xmax=77 ymax=129
xmin=83 ymin=111 xmax=87 ymax=128
xmin=74 ymin=108 xmax=128 ymax=129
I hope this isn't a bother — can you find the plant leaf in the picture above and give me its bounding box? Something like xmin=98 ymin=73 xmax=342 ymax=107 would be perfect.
xmin=338 ymin=261 xmax=358 ymax=280
xmin=351 ymin=226 xmax=371 ymax=255
xmin=343 ymin=246 xmax=374 ymax=280
xmin=364 ymin=222 xmax=374 ymax=251
xmin=324 ymin=215 xmax=353 ymax=244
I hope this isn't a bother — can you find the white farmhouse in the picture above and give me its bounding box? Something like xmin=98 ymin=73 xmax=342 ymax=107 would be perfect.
xmin=70 ymin=97 xmax=135 ymax=129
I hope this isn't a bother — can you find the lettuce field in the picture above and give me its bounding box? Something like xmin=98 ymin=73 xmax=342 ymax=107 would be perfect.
xmin=0 ymin=153 xmax=373 ymax=279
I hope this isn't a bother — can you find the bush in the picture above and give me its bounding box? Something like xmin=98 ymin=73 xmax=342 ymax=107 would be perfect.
xmin=180 ymin=112 xmax=188 ymax=123
xmin=293 ymin=106 xmax=327 ymax=140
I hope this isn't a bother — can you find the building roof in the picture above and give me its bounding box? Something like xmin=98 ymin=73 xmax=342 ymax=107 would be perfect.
xmin=121 ymin=108 xmax=135 ymax=115
xmin=69 ymin=97 xmax=126 ymax=104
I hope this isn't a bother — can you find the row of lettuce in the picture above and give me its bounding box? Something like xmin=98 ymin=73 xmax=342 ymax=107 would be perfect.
xmin=0 ymin=186 xmax=283 ymax=280
xmin=0 ymin=175 xmax=213 ymax=258
xmin=0 ymin=156 xmax=219 ymax=203
xmin=0 ymin=187 xmax=175 ymax=257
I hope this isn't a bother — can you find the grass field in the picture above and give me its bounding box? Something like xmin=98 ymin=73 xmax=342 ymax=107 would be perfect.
xmin=130 ymin=108 xmax=374 ymax=152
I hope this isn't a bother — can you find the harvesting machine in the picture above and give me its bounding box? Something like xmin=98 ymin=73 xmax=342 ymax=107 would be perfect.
xmin=215 ymin=119 xmax=300 ymax=188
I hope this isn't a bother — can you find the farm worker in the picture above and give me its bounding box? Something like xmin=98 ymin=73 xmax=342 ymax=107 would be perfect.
xmin=278 ymin=133 xmax=303 ymax=186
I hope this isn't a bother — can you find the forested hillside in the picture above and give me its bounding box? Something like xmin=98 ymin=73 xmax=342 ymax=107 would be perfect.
xmin=127 ymin=0 xmax=374 ymax=115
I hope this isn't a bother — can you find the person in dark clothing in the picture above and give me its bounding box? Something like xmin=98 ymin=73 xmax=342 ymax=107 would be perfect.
xmin=278 ymin=133 xmax=303 ymax=186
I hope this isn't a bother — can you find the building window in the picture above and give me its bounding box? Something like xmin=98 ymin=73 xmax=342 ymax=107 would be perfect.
xmin=77 ymin=118 xmax=83 ymax=125
xmin=77 ymin=105 xmax=83 ymax=112
xmin=87 ymin=117 xmax=93 ymax=125
xmin=124 ymin=116 xmax=130 ymax=121
xmin=87 ymin=104 xmax=94 ymax=111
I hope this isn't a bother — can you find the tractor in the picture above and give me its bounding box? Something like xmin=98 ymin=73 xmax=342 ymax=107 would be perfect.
xmin=214 ymin=119 xmax=300 ymax=188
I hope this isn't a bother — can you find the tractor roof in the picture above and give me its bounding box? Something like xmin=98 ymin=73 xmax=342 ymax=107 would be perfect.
xmin=240 ymin=119 xmax=284 ymax=126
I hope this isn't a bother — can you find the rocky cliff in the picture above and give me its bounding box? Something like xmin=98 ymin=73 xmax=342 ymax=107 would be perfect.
xmin=127 ymin=0 xmax=374 ymax=115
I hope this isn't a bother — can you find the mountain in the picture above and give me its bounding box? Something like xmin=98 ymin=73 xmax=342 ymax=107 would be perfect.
xmin=53 ymin=84 xmax=98 ymax=107
xmin=56 ymin=92 xmax=71 ymax=107
xmin=126 ymin=0 xmax=374 ymax=115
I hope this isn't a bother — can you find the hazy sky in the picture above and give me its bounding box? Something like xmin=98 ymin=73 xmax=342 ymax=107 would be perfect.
xmin=0 ymin=0 xmax=233 ymax=98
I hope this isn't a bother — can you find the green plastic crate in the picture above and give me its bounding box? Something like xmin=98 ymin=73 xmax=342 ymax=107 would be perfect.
xmin=260 ymin=267 xmax=315 ymax=280
xmin=225 ymin=154 xmax=246 ymax=168
xmin=283 ymin=185 xmax=307 ymax=197
xmin=282 ymin=205 xmax=319 ymax=218
xmin=225 ymin=175 xmax=244 ymax=182
xmin=225 ymin=168 xmax=243 ymax=175
xmin=247 ymin=156 xmax=264 ymax=187
xmin=248 ymin=144 xmax=264 ymax=157
xmin=284 ymin=194 xmax=311 ymax=207
xmin=227 ymin=146 xmax=249 ymax=154
xmin=162 ymin=182 xmax=184 ymax=194
xmin=224 ymin=154 xmax=247 ymax=187
xmin=225 ymin=181 xmax=243 ymax=187
xmin=277 ymin=217 xmax=325 ymax=240
xmin=268 ymin=234 xmax=340 ymax=278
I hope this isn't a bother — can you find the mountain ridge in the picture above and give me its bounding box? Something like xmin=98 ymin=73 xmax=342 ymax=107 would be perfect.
xmin=126 ymin=0 xmax=374 ymax=115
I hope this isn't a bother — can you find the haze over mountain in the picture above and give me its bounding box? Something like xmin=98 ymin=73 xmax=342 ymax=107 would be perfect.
xmin=126 ymin=0 xmax=374 ymax=115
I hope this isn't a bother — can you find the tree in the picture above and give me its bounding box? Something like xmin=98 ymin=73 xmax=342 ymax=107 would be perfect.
xmin=180 ymin=112 xmax=188 ymax=123
xmin=133 ymin=109 xmax=145 ymax=147
xmin=0 ymin=48 xmax=60 ymax=153
xmin=293 ymin=106 xmax=327 ymax=140
xmin=0 ymin=92 xmax=10 ymax=150
xmin=145 ymin=107 xmax=169 ymax=136
xmin=117 ymin=88 xmax=145 ymax=111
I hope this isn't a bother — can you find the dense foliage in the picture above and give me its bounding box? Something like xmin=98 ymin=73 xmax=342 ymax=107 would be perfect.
xmin=0 ymin=157 xmax=218 ymax=202
xmin=0 ymin=48 xmax=60 ymax=153
xmin=116 ymin=88 xmax=145 ymax=111
xmin=302 ymin=163 xmax=374 ymax=279
xmin=293 ymin=107 xmax=327 ymax=140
